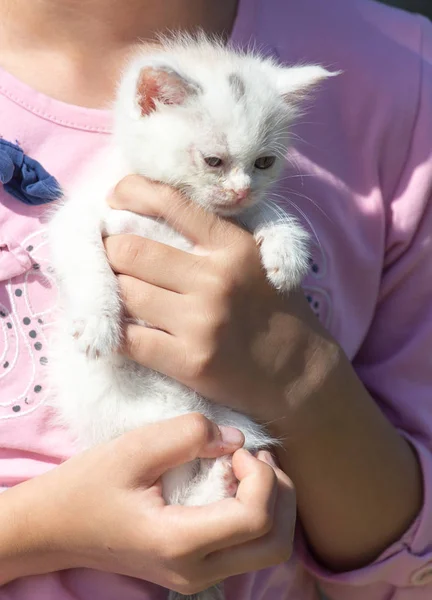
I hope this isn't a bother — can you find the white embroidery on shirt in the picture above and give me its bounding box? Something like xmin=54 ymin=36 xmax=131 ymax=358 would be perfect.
xmin=0 ymin=228 xmax=56 ymax=420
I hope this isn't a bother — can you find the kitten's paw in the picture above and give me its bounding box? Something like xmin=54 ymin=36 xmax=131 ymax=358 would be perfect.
xmin=183 ymin=457 xmax=238 ymax=507
xmin=256 ymin=224 xmax=309 ymax=291
xmin=219 ymin=456 xmax=238 ymax=498
xmin=70 ymin=313 xmax=121 ymax=358
xmin=168 ymin=584 xmax=224 ymax=600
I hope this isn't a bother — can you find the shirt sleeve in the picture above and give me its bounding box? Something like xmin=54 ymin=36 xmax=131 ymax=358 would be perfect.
xmin=298 ymin=14 xmax=432 ymax=590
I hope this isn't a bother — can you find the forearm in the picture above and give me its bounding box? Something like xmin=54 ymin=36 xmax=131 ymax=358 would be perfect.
xmin=0 ymin=477 xmax=72 ymax=585
xmin=274 ymin=345 xmax=423 ymax=572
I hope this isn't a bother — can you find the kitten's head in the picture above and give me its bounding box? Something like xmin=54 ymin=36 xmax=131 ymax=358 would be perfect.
xmin=115 ymin=36 xmax=336 ymax=216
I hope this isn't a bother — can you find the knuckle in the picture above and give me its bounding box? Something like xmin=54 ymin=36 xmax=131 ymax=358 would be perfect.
xmin=171 ymin=340 xmax=189 ymax=374
xmin=112 ymin=175 xmax=140 ymax=208
xmin=159 ymin=542 xmax=186 ymax=564
xmin=125 ymin=326 xmax=145 ymax=357
xmin=118 ymin=276 xmax=151 ymax=309
xmin=188 ymin=347 xmax=215 ymax=379
xmin=178 ymin=581 xmax=208 ymax=596
xmin=258 ymin=461 xmax=278 ymax=486
xmin=192 ymin=300 xmax=229 ymax=340
xmin=202 ymin=254 xmax=236 ymax=294
xmin=211 ymin=263 xmax=237 ymax=297
xmin=112 ymin=237 xmax=143 ymax=270
xmin=275 ymin=538 xmax=293 ymax=563
xmin=145 ymin=242 xmax=170 ymax=267
xmin=167 ymin=573 xmax=190 ymax=594
xmin=153 ymin=527 xmax=193 ymax=564
xmin=167 ymin=570 xmax=207 ymax=596
xmin=252 ymin=508 xmax=274 ymax=537
xmin=117 ymin=274 xmax=133 ymax=301
xmin=266 ymin=536 xmax=293 ymax=565
xmin=184 ymin=412 xmax=214 ymax=444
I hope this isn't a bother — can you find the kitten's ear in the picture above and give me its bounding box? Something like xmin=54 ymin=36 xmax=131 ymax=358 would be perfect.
xmin=136 ymin=65 xmax=200 ymax=116
xmin=276 ymin=65 xmax=340 ymax=100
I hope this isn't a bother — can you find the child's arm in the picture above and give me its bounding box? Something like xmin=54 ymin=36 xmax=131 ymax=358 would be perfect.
xmin=0 ymin=415 xmax=293 ymax=590
xmin=106 ymin=175 xmax=425 ymax=578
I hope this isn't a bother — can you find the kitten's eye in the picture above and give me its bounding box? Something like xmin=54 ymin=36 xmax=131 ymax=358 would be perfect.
xmin=204 ymin=156 xmax=223 ymax=168
xmin=254 ymin=156 xmax=276 ymax=170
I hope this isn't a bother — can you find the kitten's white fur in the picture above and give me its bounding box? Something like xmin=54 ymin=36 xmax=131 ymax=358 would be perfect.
xmin=48 ymin=34 xmax=334 ymax=600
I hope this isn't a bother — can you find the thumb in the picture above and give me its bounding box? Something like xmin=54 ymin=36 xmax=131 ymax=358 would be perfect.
xmin=117 ymin=413 xmax=244 ymax=484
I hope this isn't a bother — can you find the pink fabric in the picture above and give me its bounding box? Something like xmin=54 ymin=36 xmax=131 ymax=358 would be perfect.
xmin=1 ymin=0 xmax=432 ymax=598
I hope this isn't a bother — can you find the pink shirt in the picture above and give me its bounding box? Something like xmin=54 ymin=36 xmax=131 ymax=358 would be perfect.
xmin=1 ymin=0 xmax=432 ymax=598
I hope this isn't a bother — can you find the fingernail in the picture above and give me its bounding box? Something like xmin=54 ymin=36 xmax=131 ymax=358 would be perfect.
xmin=260 ymin=451 xmax=278 ymax=468
xmin=218 ymin=426 xmax=245 ymax=448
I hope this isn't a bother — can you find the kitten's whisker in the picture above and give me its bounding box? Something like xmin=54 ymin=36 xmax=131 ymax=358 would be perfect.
xmin=285 ymin=154 xmax=303 ymax=175
xmin=261 ymin=199 xmax=293 ymax=227
xmin=275 ymin=174 xmax=314 ymax=182
xmin=276 ymin=186 xmax=333 ymax=224
xmin=268 ymin=193 xmax=323 ymax=250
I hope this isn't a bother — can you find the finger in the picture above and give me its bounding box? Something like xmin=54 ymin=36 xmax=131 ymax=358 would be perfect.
xmin=204 ymin=470 xmax=296 ymax=580
xmin=255 ymin=451 xmax=294 ymax=502
xmin=232 ymin=449 xmax=278 ymax=514
xmin=118 ymin=414 xmax=245 ymax=484
xmin=109 ymin=175 xmax=244 ymax=249
xmin=165 ymin=450 xmax=279 ymax=553
xmin=105 ymin=235 xmax=207 ymax=294
xmin=122 ymin=324 xmax=187 ymax=378
xmin=256 ymin=450 xmax=281 ymax=469
xmin=118 ymin=275 xmax=183 ymax=333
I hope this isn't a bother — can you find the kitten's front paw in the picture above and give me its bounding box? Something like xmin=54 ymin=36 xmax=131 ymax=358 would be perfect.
xmin=256 ymin=224 xmax=309 ymax=291
xmin=70 ymin=313 xmax=121 ymax=359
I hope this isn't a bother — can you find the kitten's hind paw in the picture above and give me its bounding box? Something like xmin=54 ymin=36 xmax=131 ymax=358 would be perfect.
xmin=70 ymin=313 xmax=121 ymax=359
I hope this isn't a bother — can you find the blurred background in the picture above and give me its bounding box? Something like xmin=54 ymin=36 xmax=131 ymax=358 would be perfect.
xmin=378 ymin=0 xmax=432 ymax=19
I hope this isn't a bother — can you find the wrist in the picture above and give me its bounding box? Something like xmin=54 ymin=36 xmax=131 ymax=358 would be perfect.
xmin=272 ymin=339 xmax=422 ymax=571
xmin=0 ymin=474 xmax=78 ymax=585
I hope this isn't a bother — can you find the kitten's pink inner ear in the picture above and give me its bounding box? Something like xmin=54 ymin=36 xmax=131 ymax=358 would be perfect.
xmin=137 ymin=67 xmax=192 ymax=116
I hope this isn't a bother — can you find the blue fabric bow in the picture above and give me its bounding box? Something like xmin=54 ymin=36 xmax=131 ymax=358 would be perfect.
xmin=0 ymin=139 xmax=62 ymax=205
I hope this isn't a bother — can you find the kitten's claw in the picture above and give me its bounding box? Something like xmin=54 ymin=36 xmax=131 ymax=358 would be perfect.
xmin=69 ymin=314 xmax=121 ymax=359
xmin=255 ymin=224 xmax=310 ymax=291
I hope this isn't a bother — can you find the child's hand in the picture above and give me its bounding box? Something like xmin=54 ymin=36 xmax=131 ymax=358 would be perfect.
xmin=0 ymin=414 xmax=295 ymax=595
xmin=105 ymin=175 xmax=337 ymax=431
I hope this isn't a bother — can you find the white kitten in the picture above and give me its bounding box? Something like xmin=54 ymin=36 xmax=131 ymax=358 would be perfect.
xmin=48 ymin=34 xmax=335 ymax=600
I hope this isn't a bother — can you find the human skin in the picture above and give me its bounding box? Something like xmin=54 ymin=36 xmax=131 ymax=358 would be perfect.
xmin=0 ymin=3 xmax=298 ymax=590
xmin=0 ymin=414 xmax=296 ymax=594
xmin=0 ymin=0 xmax=423 ymax=581
xmin=105 ymin=177 xmax=422 ymax=572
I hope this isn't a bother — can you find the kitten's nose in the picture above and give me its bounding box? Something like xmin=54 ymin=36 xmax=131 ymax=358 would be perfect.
xmin=230 ymin=187 xmax=250 ymax=204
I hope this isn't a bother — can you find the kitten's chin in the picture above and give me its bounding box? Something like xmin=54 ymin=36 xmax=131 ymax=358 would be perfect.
xmin=190 ymin=192 xmax=258 ymax=217
xmin=208 ymin=201 xmax=257 ymax=217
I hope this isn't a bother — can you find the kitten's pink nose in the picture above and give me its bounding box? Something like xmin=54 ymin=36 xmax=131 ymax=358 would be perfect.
xmin=230 ymin=187 xmax=250 ymax=204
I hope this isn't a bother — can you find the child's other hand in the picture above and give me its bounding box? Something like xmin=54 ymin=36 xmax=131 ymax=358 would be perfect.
xmin=0 ymin=414 xmax=295 ymax=595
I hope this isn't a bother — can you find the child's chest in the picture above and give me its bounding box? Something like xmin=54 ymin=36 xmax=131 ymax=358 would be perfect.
xmin=0 ymin=140 xmax=385 ymax=483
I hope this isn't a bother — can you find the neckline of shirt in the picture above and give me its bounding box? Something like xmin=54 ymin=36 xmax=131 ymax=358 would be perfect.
xmin=0 ymin=0 xmax=257 ymax=133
